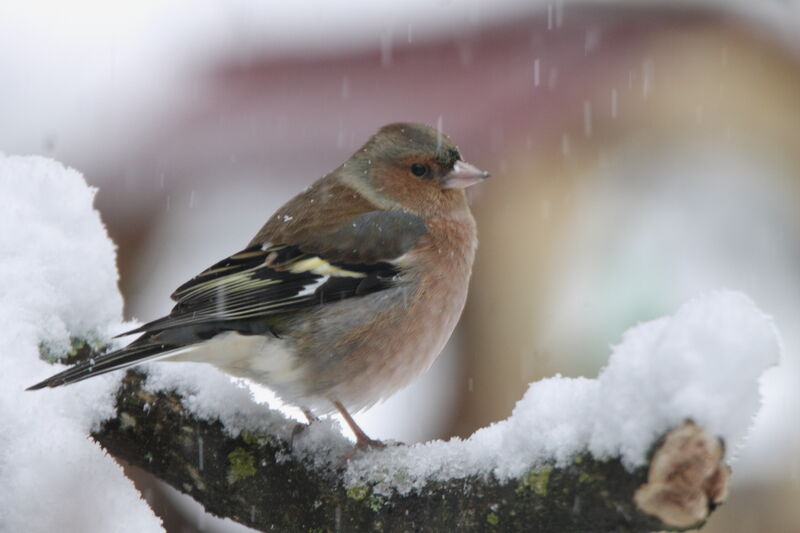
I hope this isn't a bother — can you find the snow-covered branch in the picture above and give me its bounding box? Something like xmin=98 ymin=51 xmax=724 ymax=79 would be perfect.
xmin=92 ymin=365 xmax=729 ymax=532
xmin=2 ymin=156 xmax=780 ymax=532
xmin=87 ymin=288 xmax=775 ymax=532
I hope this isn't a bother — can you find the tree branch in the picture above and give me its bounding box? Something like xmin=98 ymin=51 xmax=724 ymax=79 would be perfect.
xmin=91 ymin=368 xmax=727 ymax=533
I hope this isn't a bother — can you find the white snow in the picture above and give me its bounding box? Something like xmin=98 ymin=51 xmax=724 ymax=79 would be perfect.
xmin=345 ymin=291 xmax=781 ymax=495
xmin=0 ymin=155 xmax=163 ymax=532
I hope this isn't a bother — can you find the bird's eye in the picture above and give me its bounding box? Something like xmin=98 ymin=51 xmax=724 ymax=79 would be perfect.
xmin=410 ymin=163 xmax=430 ymax=178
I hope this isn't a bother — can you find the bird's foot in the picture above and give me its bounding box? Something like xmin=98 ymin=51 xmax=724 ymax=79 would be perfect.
xmin=341 ymin=436 xmax=405 ymax=462
xmin=290 ymin=422 xmax=310 ymax=447
xmin=331 ymin=399 xmax=404 ymax=461
xmin=356 ymin=435 xmax=388 ymax=451
xmin=290 ymin=408 xmax=320 ymax=449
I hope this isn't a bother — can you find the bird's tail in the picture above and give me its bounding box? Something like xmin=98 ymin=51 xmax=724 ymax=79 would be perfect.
xmin=26 ymin=341 xmax=184 ymax=390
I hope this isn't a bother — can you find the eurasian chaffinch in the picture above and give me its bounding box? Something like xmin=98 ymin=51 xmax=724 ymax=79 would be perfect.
xmin=28 ymin=122 xmax=489 ymax=448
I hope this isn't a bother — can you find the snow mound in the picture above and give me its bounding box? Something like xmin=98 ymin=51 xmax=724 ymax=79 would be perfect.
xmin=345 ymin=291 xmax=781 ymax=495
xmin=0 ymin=155 xmax=163 ymax=533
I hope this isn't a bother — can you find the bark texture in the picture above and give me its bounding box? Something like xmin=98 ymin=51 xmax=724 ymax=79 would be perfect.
xmin=90 ymin=369 xmax=726 ymax=533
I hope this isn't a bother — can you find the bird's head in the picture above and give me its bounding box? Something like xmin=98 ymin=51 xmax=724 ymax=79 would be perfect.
xmin=347 ymin=122 xmax=489 ymax=215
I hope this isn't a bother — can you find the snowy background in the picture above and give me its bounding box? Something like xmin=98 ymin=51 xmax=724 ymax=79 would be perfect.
xmin=2 ymin=1 xmax=800 ymax=531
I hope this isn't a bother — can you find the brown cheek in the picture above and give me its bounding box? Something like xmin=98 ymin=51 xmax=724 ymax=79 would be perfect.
xmin=403 ymin=174 xmax=443 ymax=204
xmin=372 ymin=164 xmax=451 ymax=213
xmin=375 ymin=167 xmax=422 ymax=199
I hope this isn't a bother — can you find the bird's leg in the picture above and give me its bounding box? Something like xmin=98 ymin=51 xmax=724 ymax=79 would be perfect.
xmin=333 ymin=400 xmax=385 ymax=451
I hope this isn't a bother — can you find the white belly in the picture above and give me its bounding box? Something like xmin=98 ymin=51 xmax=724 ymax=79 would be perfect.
xmin=165 ymin=331 xmax=311 ymax=405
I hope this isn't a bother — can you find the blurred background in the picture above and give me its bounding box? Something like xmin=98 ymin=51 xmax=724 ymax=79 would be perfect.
xmin=3 ymin=1 xmax=799 ymax=531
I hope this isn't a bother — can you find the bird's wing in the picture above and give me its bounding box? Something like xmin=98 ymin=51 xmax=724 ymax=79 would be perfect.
xmin=26 ymin=210 xmax=427 ymax=391
xmin=119 ymin=210 xmax=428 ymax=337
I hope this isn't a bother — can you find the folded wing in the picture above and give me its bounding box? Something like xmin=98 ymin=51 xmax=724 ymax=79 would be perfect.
xmin=27 ymin=210 xmax=427 ymax=390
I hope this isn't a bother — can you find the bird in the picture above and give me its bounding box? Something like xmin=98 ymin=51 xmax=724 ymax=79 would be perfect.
xmin=28 ymin=122 xmax=489 ymax=450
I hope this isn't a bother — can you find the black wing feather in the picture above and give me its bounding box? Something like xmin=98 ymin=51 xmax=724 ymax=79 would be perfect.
xmin=26 ymin=341 xmax=182 ymax=390
xmin=118 ymin=244 xmax=400 ymax=337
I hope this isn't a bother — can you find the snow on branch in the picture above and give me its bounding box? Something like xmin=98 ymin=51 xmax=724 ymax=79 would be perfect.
xmin=2 ymin=155 xmax=781 ymax=532
xmin=94 ymin=365 xmax=727 ymax=532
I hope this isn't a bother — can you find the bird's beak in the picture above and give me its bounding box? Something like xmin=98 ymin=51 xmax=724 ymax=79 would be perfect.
xmin=441 ymin=160 xmax=491 ymax=189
